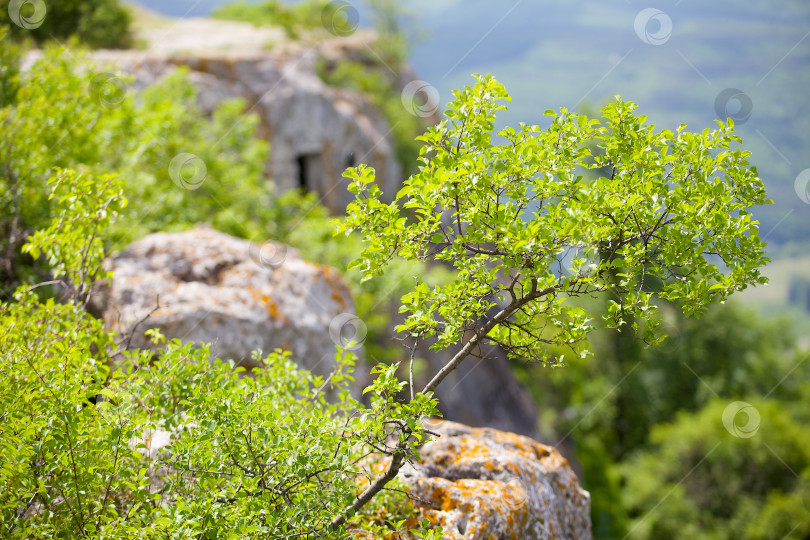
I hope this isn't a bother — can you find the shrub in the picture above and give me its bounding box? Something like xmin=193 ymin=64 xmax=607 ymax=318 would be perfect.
xmin=1 ymin=0 xmax=133 ymax=49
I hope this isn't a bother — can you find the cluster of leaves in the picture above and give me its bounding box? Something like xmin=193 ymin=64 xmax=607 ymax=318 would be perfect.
xmin=339 ymin=74 xmax=769 ymax=368
xmin=0 ymin=0 xmax=133 ymax=49
xmin=0 ymin=168 xmax=442 ymax=538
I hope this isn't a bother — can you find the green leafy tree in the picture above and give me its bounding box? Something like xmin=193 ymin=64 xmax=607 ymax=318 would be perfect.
xmin=622 ymin=399 xmax=810 ymax=540
xmin=335 ymin=73 xmax=771 ymax=517
xmin=515 ymin=299 xmax=803 ymax=538
xmin=1 ymin=0 xmax=132 ymax=49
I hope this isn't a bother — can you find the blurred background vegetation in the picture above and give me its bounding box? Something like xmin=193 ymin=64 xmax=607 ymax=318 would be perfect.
xmin=1 ymin=1 xmax=809 ymax=538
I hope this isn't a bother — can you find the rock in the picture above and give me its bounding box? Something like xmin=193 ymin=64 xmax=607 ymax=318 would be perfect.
xmin=416 ymin=340 xmax=541 ymax=439
xmin=400 ymin=420 xmax=592 ymax=540
xmin=94 ymin=226 xmax=357 ymax=377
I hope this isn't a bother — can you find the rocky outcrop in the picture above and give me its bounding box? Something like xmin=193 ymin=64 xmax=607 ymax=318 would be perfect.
xmin=400 ymin=420 xmax=592 ymax=540
xmin=87 ymin=30 xmax=401 ymax=214
xmin=92 ymin=226 xmax=357 ymax=377
xmin=415 ymin=339 xmax=541 ymax=439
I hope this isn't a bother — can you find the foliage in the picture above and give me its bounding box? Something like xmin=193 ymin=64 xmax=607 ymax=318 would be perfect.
xmin=340 ymin=74 xmax=770 ymax=366
xmin=515 ymin=300 xmax=805 ymax=538
xmin=212 ymin=0 xmax=341 ymax=39
xmin=0 ymin=36 xmax=438 ymax=380
xmin=22 ymin=169 xmax=126 ymax=304
xmin=0 ymin=27 xmax=20 ymax=106
xmin=335 ymin=72 xmax=771 ymax=522
xmin=621 ymin=399 xmax=810 ymax=540
xmin=0 ymin=43 xmax=268 ymax=295
xmin=0 ymin=0 xmax=132 ymax=48
xmin=1 ymin=170 xmax=441 ymax=538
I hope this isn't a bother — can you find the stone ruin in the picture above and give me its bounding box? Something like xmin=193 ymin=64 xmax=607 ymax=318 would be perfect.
xmin=89 ymin=33 xmax=402 ymax=214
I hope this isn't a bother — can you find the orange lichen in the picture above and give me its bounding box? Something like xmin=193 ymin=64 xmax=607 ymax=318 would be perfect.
xmin=247 ymin=286 xmax=289 ymax=323
xmin=319 ymin=264 xmax=350 ymax=312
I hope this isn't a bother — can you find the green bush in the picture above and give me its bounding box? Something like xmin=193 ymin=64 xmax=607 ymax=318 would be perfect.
xmin=0 ymin=42 xmax=269 ymax=294
xmin=622 ymin=399 xmax=810 ymax=540
xmin=1 ymin=0 xmax=133 ymax=49
xmin=0 ymin=167 xmax=442 ymax=538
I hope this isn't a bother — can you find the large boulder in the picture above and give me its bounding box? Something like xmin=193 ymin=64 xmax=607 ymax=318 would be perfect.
xmin=400 ymin=420 xmax=592 ymax=539
xmin=93 ymin=226 xmax=358 ymax=377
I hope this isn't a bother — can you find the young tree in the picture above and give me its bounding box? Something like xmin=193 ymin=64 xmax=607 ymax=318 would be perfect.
xmin=334 ymin=73 xmax=770 ymax=520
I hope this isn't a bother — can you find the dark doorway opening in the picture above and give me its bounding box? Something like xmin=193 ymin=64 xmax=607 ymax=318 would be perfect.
xmin=295 ymin=153 xmax=322 ymax=192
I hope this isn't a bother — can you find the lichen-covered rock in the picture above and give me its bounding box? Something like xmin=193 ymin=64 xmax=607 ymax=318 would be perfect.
xmin=93 ymin=226 xmax=356 ymax=376
xmin=401 ymin=420 xmax=592 ymax=540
